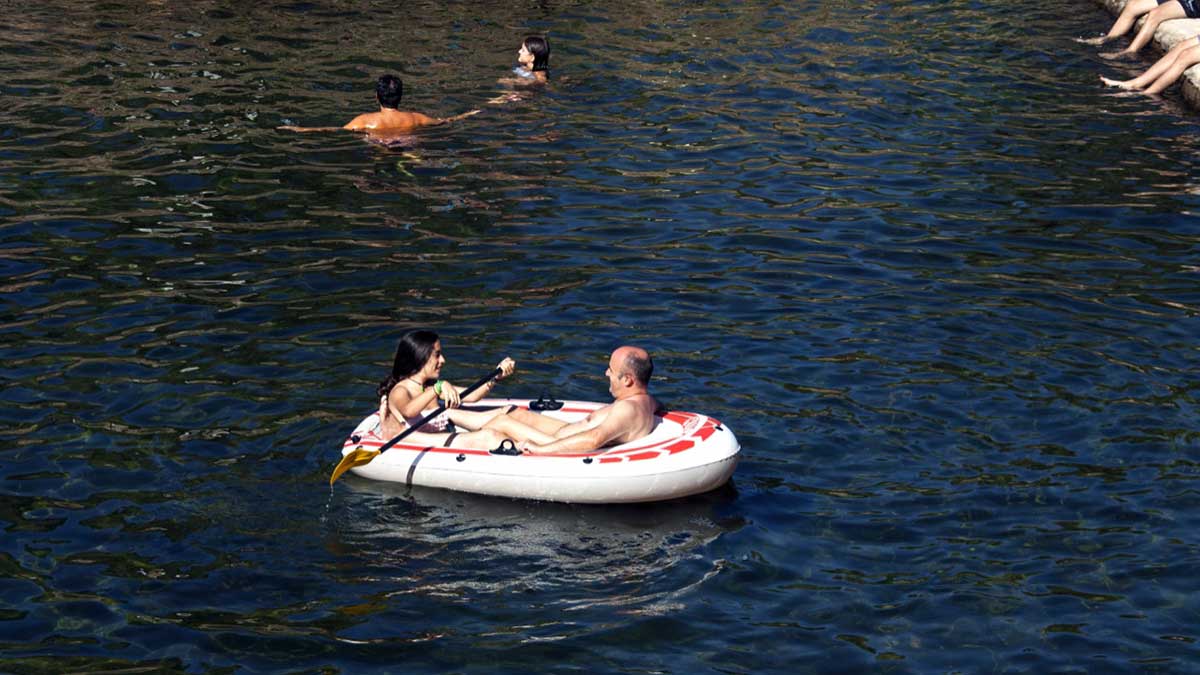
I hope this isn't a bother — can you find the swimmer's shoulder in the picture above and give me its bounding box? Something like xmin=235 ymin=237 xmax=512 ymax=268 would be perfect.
xmin=343 ymin=112 xmax=379 ymax=131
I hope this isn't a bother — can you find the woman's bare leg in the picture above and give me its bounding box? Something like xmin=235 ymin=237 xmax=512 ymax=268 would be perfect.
xmin=1144 ymin=43 xmax=1200 ymax=93
xmin=501 ymin=407 xmax=570 ymax=435
xmin=480 ymin=414 xmax=560 ymax=445
xmin=372 ymin=397 xmax=510 ymax=449
xmin=1102 ymin=36 xmax=1196 ymax=88
xmin=1083 ymin=0 xmax=1163 ymax=44
xmin=1123 ymin=1 xmax=1187 ymax=55
xmin=445 ymin=406 xmax=512 ymax=430
xmin=444 ymin=428 xmax=508 ymax=449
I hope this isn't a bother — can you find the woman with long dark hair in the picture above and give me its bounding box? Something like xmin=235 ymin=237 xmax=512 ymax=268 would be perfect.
xmin=489 ymin=35 xmax=552 ymax=104
xmin=375 ymin=330 xmax=516 ymax=447
xmin=515 ymin=35 xmax=550 ymax=83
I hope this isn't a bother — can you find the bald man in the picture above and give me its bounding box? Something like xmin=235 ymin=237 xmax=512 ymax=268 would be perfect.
xmin=484 ymin=346 xmax=664 ymax=455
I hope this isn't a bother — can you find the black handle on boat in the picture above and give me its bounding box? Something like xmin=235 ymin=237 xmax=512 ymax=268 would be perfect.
xmin=377 ymin=367 xmax=503 ymax=456
xmin=489 ymin=439 xmax=522 ymax=456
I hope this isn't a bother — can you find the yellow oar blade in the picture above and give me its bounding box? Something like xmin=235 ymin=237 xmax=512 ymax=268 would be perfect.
xmin=329 ymin=446 xmax=380 ymax=485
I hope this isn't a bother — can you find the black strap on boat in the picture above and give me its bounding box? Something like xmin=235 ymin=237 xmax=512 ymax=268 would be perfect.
xmin=489 ymin=439 xmax=522 ymax=456
xmin=529 ymin=394 xmax=563 ymax=411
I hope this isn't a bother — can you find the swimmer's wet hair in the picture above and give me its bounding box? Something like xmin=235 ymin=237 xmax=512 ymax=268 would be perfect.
xmin=376 ymin=74 xmax=403 ymax=109
xmin=524 ymin=36 xmax=550 ymax=72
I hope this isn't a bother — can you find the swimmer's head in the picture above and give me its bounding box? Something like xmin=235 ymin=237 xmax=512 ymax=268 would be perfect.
xmin=375 ymin=74 xmax=403 ymax=109
xmin=522 ymin=35 xmax=550 ymax=72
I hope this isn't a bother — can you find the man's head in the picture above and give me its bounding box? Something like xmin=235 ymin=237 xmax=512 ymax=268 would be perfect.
xmin=606 ymin=345 xmax=652 ymax=397
xmin=375 ymin=75 xmax=403 ymax=109
xmin=522 ymin=35 xmax=550 ymax=72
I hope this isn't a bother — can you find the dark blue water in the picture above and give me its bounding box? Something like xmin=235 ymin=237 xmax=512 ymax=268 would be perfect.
xmin=3 ymin=0 xmax=1200 ymax=672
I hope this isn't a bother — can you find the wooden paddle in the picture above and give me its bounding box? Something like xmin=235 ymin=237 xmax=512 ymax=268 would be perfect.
xmin=329 ymin=367 xmax=503 ymax=485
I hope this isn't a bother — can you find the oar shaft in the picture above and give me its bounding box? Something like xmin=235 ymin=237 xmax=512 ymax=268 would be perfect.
xmin=376 ymin=367 xmax=502 ymax=455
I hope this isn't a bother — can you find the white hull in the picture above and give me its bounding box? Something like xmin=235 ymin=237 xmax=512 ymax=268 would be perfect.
xmin=339 ymin=398 xmax=740 ymax=504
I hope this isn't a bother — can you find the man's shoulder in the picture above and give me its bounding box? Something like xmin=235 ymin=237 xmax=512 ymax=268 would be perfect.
xmin=345 ymin=110 xmax=440 ymax=132
xmin=612 ymin=394 xmax=658 ymax=418
xmin=343 ymin=112 xmax=380 ymax=130
xmin=380 ymin=110 xmax=439 ymax=129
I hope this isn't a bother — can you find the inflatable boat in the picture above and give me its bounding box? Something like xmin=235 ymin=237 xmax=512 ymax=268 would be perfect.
xmin=337 ymin=397 xmax=740 ymax=504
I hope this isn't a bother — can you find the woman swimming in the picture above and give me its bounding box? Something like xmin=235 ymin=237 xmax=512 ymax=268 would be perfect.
xmin=489 ymin=36 xmax=552 ymax=104
xmin=513 ymin=35 xmax=550 ymax=83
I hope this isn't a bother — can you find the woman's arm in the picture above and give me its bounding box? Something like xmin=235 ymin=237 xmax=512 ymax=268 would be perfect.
xmin=458 ymin=357 xmax=516 ymax=402
xmin=390 ymin=383 xmax=441 ymax=419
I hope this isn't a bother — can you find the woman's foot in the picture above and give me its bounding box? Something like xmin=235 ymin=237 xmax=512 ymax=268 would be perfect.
xmin=1100 ymin=75 xmax=1137 ymax=89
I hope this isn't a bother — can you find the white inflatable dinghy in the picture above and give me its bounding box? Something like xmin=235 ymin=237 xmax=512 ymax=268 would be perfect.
xmin=338 ymin=397 xmax=740 ymax=504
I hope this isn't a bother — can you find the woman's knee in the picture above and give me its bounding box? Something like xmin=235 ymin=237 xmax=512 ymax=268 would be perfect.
xmin=1130 ymin=0 xmax=1159 ymax=15
xmin=1169 ymin=37 xmax=1194 ymax=54
xmin=478 ymin=428 xmax=506 ymax=446
xmin=481 ymin=415 xmax=507 ymax=433
xmin=1150 ymin=2 xmax=1185 ymax=21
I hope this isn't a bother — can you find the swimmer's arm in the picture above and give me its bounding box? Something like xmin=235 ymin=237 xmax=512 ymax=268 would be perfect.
xmin=488 ymin=91 xmax=522 ymax=104
xmin=277 ymin=125 xmax=350 ymax=133
xmin=435 ymin=110 xmax=480 ymax=124
xmin=342 ymin=113 xmax=375 ymax=132
xmin=277 ymin=112 xmax=369 ymax=132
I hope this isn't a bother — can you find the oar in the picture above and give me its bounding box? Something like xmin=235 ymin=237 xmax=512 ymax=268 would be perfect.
xmin=329 ymin=367 xmax=503 ymax=485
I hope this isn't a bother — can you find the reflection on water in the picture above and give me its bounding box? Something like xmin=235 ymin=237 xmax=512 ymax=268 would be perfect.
xmin=333 ymin=482 xmax=741 ymax=624
xmin=2 ymin=0 xmax=1200 ymax=671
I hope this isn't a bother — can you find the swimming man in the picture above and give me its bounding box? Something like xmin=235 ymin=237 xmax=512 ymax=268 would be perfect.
xmin=278 ymin=74 xmax=478 ymax=135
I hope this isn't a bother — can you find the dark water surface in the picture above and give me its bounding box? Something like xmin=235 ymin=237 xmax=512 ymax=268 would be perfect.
xmin=3 ymin=0 xmax=1200 ymax=672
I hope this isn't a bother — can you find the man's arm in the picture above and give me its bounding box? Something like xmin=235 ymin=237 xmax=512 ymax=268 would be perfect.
xmin=519 ymin=402 xmax=638 ymax=455
xmin=278 ymin=125 xmax=349 ymax=133
xmin=440 ymin=109 xmax=481 ymax=123
xmin=342 ymin=113 xmax=375 ymax=131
